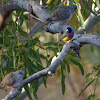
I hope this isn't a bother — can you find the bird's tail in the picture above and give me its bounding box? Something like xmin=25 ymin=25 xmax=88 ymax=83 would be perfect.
xmin=28 ymin=21 xmax=50 ymax=36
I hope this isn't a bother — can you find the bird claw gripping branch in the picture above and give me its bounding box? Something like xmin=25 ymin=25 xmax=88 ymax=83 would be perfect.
xmin=70 ymin=40 xmax=81 ymax=58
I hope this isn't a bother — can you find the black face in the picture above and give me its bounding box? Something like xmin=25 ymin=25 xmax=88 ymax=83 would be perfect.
xmin=67 ymin=27 xmax=72 ymax=33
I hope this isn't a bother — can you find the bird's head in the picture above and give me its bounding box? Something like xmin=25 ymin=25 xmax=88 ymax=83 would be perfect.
xmin=60 ymin=26 xmax=75 ymax=42
xmin=66 ymin=27 xmax=74 ymax=38
xmin=15 ymin=70 xmax=25 ymax=81
xmin=70 ymin=5 xmax=77 ymax=12
xmin=16 ymin=70 xmax=25 ymax=77
xmin=73 ymin=5 xmax=77 ymax=10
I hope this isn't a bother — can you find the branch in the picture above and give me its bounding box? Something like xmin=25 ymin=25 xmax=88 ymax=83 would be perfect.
xmin=3 ymin=33 xmax=100 ymax=100
xmin=0 ymin=0 xmax=51 ymax=31
xmin=78 ymin=7 xmax=100 ymax=34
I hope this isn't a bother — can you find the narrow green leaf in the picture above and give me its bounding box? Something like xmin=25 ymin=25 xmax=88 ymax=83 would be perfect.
xmin=82 ymin=0 xmax=97 ymax=16
xmin=85 ymin=94 xmax=95 ymax=100
xmin=76 ymin=2 xmax=84 ymax=26
xmin=64 ymin=60 xmax=70 ymax=74
xmin=85 ymin=73 xmax=92 ymax=82
xmin=31 ymin=81 xmax=39 ymax=99
xmin=13 ymin=49 xmax=16 ymax=68
xmin=24 ymin=86 xmax=33 ymax=100
xmin=44 ymin=42 xmax=62 ymax=47
xmin=47 ymin=0 xmax=55 ymax=5
xmin=36 ymin=49 xmax=42 ymax=65
xmin=43 ymin=76 xmax=47 ymax=88
xmin=18 ymin=26 xmax=28 ymax=37
xmin=56 ymin=0 xmax=61 ymax=6
xmin=75 ymin=0 xmax=79 ymax=3
xmin=79 ymin=79 xmax=95 ymax=96
xmin=85 ymin=70 xmax=95 ymax=82
xmin=28 ymin=54 xmax=43 ymax=69
xmin=27 ymin=40 xmax=31 ymax=57
xmin=46 ymin=47 xmax=58 ymax=51
xmin=69 ymin=58 xmax=84 ymax=76
xmin=46 ymin=57 xmax=53 ymax=67
xmin=61 ymin=62 xmax=66 ymax=95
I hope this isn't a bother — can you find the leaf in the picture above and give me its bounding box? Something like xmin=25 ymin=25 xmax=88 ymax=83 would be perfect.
xmin=85 ymin=94 xmax=95 ymax=100
xmin=47 ymin=0 xmax=55 ymax=5
xmin=18 ymin=26 xmax=28 ymax=37
xmin=24 ymin=86 xmax=33 ymax=100
xmin=69 ymin=58 xmax=84 ymax=76
xmin=43 ymin=76 xmax=47 ymax=88
xmin=28 ymin=54 xmax=44 ymax=70
xmin=85 ymin=70 xmax=95 ymax=82
xmin=44 ymin=42 xmax=62 ymax=47
xmin=33 ymin=37 xmax=40 ymax=43
xmin=36 ymin=49 xmax=42 ymax=65
xmin=75 ymin=0 xmax=79 ymax=3
xmin=83 ymin=8 xmax=88 ymax=18
xmin=64 ymin=60 xmax=70 ymax=74
xmin=13 ymin=49 xmax=16 ymax=68
xmin=46 ymin=47 xmax=58 ymax=51
xmin=61 ymin=62 xmax=66 ymax=95
xmin=46 ymin=57 xmax=53 ymax=68
xmin=24 ymin=59 xmax=38 ymax=73
xmin=82 ymin=0 xmax=97 ymax=16
xmin=76 ymin=2 xmax=84 ymax=27
xmin=26 ymin=40 xmax=31 ymax=58
xmin=40 ymin=54 xmax=48 ymax=66
xmin=25 ymin=40 xmax=36 ymax=48
xmin=31 ymin=81 xmax=39 ymax=99
xmin=79 ymin=79 xmax=95 ymax=96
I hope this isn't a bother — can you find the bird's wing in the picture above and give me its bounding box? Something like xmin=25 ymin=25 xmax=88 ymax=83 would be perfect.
xmin=61 ymin=31 xmax=67 ymax=39
xmin=52 ymin=6 xmax=71 ymax=21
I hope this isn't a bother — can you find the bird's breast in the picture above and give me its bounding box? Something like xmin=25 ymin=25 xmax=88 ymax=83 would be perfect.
xmin=62 ymin=37 xmax=72 ymax=41
xmin=67 ymin=32 xmax=74 ymax=38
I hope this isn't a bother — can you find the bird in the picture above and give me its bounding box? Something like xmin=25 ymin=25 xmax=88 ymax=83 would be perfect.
xmin=59 ymin=27 xmax=74 ymax=42
xmin=29 ymin=4 xmax=77 ymax=36
xmin=46 ymin=4 xmax=77 ymax=22
xmin=0 ymin=70 xmax=25 ymax=91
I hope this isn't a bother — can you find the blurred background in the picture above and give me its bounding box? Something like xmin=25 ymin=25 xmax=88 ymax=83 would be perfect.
xmin=0 ymin=0 xmax=100 ymax=100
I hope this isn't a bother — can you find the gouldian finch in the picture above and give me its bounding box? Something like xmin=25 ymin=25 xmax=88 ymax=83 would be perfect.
xmin=60 ymin=27 xmax=74 ymax=42
xmin=46 ymin=4 xmax=77 ymax=22
xmin=0 ymin=70 xmax=25 ymax=90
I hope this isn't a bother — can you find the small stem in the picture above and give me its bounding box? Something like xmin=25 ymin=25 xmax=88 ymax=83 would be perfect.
xmin=93 ymin=77 xmax=98 ymax=100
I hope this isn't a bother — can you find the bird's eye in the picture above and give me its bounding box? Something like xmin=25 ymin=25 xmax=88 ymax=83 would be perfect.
xmin=67 ymin=27 xmax=72 ymax=33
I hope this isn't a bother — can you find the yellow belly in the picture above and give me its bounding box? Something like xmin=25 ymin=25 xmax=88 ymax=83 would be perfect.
xmin=62 ymin=37 xmax=72 ymax=42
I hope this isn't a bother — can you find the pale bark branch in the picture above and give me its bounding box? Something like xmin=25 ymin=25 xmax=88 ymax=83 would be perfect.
xmin=0 ymin=0 xmax=51 ymax=31
xmin=3 ymin=34 xmax=100 ymax=100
